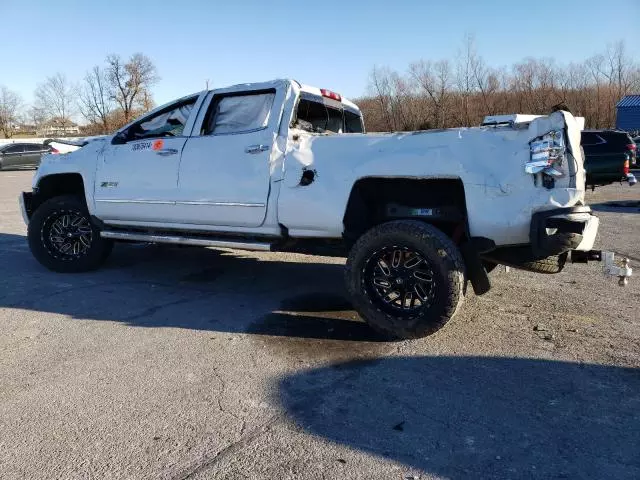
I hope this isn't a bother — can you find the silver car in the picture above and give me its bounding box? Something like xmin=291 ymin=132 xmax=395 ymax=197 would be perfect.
xmin=0 ymin=143 xmax=54 ymax=170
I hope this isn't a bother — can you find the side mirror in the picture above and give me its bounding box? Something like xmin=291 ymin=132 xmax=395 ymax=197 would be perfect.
xmin=111 ymin=131 xmax=128 ymax=145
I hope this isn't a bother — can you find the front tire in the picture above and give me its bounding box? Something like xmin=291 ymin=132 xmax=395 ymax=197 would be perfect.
xmin=27 ymin=195 xmax=113 ymax=272
xmin=345 ymin=220 xmax=466 ymax=340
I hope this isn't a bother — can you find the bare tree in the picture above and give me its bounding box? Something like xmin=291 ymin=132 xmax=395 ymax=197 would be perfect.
xmin=27 ymin=105 xmax=47 ymax=131
xmin=409 ymin=60 xmax=452 ymax=128
xmin=78 ymin=66 xmax=114 ymax=134
xmin=34 ymin=73 xmax=76 ymax=128
xmin=106 ymin=53 xmax=159 ymax=123
xmin=368 ymin=66 xmax=396 ymax=131
xmin=455 ymin=33 xmax=479 ymax=126
xmin=0 ymin=86 xmax=22 ymax=138
xmin=357 ymin=36 xmax=640 ymax=132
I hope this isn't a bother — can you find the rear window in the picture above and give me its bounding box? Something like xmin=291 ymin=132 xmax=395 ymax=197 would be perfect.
xmin=295 ymin=98 xmax=363 ymax=134
xmin=581 ymin=132 xmax=604 ymax=146
xmin=582 ymin=131 xmax=632 ymax=147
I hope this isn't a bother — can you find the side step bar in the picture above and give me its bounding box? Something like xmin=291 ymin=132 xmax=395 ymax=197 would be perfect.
xmin=100 ymin=231 xmax=272 ymax=251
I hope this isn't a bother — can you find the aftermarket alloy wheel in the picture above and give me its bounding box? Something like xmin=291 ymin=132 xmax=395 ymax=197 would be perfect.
xmin=345 ymin=220 xmax=466 ymax=339
xmin=28 ymin=195 xmax=113 ymax=272
xmin=363 ymin=246 xmax=437 ymax=315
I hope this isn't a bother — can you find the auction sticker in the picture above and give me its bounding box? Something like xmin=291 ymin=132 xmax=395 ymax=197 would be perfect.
xmin=131 ymin=142 xmax=152 ymax=151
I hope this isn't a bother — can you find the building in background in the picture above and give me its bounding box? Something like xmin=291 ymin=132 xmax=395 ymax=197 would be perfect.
xmin=616 ymin=95 xmax=640 ymax=134
xmin=38 ymin=118 xmax=80 ymax=137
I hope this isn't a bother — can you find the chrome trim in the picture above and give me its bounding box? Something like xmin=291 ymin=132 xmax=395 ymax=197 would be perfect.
xmin=96 ymin=199 xmax=175 ymax=205
xmin=96 ymin=199 xmax=265 ymax=207
xmin=100 ymin=231 xmax=272 ymax=251
xmin=156 ymin=148 xmax=179 ymax=156
xmin=245 ymin=144 xmax=270 ymax=154
xmin=175 ymin=201 xmax=265 ymax=207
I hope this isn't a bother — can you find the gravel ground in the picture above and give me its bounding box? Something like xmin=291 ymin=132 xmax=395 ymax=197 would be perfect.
xmin=0 ymin=170 xmax=638 ymax=479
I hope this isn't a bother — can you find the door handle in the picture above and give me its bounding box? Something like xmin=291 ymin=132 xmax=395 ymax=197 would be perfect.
xmin=245 ymin=144 xmax=270 ymax=154
xmin=156 ymin=148 xmax=179 ymax=156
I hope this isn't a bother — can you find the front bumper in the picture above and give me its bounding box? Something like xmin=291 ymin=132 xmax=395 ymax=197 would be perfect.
xmin=530 ymin=206 xmax=599 ymax=257
xmin=19 ymin=192 xmax=33 ymax=225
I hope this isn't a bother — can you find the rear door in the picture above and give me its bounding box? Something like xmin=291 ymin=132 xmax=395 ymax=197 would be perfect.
xmin=23 ymin=144 xmax=45 ymax=167
xmin=94 ymin=95 xmax=201 ymax=223
xmin=175 ymin=85 xmax=286 ymax=227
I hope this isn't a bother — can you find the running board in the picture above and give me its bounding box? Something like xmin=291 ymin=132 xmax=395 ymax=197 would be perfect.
xmin=100 ymin=231 xmax=272 ymax=251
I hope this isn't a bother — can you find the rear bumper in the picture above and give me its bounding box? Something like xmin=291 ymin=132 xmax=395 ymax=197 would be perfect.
xmin=530 ymin=206 xmax=599 ymax=257
xmin=19 ymin=192 xmax=33 ymax=225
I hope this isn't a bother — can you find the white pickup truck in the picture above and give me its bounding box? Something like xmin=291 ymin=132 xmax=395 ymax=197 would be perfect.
xmin=19 ymin=79 xmax=631 ymax=339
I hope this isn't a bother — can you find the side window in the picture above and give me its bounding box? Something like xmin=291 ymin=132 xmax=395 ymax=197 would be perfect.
xmin=295 ymin=98 xmax=344 ymax=133
xmin=4 ymin=144 xmax=24 ymax=153
xmin=202 ymin=91 xmax=275 ymax=135
xmin=126 ymin=97 xmax=197 ymax=141
xmin=345 ymin=110 xmax=364 ymax=133
xmin=25 ymin=144 xmax=44 ymax=152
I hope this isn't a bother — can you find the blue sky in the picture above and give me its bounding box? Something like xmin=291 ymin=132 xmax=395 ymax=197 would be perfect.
xmin=1 ymin=0 xmax=638 ymax=108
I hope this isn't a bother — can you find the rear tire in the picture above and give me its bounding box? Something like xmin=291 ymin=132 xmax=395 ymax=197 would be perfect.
xmin=28 ymin=195 xmax=113 ymax=272
xmin=345 ymin=220 xmax=465 ymax=340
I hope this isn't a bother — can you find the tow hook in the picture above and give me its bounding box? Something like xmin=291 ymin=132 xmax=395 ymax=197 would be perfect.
xmin=571 ymin=250 xmax=633 ymax=286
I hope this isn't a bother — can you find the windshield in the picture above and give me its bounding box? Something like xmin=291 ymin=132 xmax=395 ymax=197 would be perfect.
xmin=295 ymin=98 xmax=363 ymax=134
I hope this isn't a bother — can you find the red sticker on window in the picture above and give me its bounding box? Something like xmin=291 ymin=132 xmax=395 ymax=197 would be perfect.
xmin=152 ymin=139 xmax=164 ymax=151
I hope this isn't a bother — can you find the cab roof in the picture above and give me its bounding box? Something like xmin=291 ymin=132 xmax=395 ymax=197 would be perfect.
xmin=205 ymin=79 xmax=361 ymax=115
xmin=297 ymin=82 xmax=361 ymax=114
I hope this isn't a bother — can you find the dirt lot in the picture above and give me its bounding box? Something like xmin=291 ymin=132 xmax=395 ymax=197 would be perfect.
xmin=0 ymin=170 xmax=638 ymax=479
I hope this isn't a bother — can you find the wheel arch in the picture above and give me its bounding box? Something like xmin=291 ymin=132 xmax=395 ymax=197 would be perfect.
xmin=342 ymin=177 xmax=469 ymax=243
xmin=342 ymin=177 xmax=493 ymax=296
xmin=33 ymin=173 xmax=90 ymax=214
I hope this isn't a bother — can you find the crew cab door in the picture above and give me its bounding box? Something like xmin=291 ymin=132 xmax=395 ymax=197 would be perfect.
xmin=94 ymin=95 xmax=200 ymax=223
xmin=175 ymin=84 xmax=286 ymax=227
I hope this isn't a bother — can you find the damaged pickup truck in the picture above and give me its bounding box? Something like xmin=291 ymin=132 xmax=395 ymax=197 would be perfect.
xmin=19 ymin=79 xmax=632 ymax=339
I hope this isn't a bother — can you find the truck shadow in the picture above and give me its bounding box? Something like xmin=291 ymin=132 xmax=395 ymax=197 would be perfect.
xmin=0 ymin=233 xmax=385 ymax=343
xmin=591 ymin=200 xmax=640 ymax=214
xmin=276 ymin=355 xmax=640 ymax=479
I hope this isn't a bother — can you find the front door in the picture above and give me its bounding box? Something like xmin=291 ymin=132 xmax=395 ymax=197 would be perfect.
xmin=1 ymin=144 xmax=25 ymax=168
xmin=94 ymin=96 xmax=199 ymax=223
xmin=175 ymin=86 xmax=285 ymax=227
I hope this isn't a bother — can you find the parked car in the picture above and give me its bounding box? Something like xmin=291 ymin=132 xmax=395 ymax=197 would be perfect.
xmin=581 ymin=130 xmax=637 ymax=187
xmin=0 ymin=143 xmax=56 ymax=170
xmin=19 ymin=79 xmax=630 ymax=339
xmin=43 ymin=136 xmax=108 ymax=154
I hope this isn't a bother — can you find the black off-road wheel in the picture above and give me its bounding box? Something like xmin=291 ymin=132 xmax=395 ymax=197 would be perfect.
xmin=27 ymin=195 xmax=113 ymax=273
xmin=345 ymin=220 xmax=466 ymax=340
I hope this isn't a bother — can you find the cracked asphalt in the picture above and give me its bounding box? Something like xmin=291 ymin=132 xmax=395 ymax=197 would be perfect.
xmin=0 ymin=170 xmax=639 ymax=479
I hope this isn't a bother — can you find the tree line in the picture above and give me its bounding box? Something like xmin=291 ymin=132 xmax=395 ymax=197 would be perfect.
xmin=0 ymin=53 xmax=158 ymax=138
xmin=2 ymin=38 xmax=638 ymax=139
xmin=356 ymin=37 xmax=639 ymax=132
